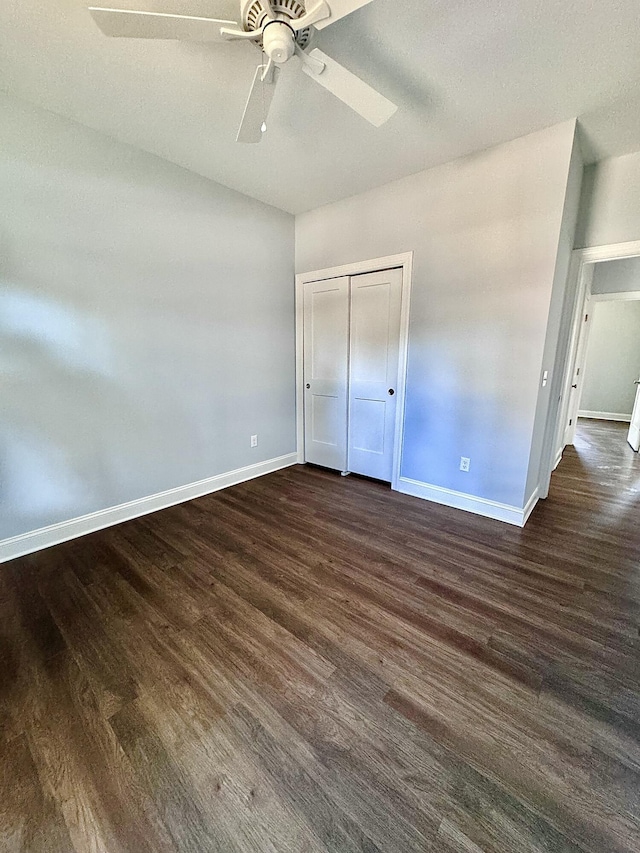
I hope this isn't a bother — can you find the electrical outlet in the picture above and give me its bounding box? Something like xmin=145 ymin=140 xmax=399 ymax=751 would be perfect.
xmin=460 ymin=457 xmax=470 ymax=472
xmin=251 ymin=435 xmax=258 ymax=448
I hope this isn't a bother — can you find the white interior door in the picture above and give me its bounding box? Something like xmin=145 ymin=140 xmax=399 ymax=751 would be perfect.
xmin=627 ymin=380 xmax=640 ymax=451
xmin=564 ymin=302 xmax=593 ymax=447
xmin=303 ymin=277 xmax=349 ymax=470
xmin=348 ymin=269 xmax=402 ymax=482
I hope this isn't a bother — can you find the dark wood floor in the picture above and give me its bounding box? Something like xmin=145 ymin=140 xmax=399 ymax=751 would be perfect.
xmin=2 ymin=419 xmax=640 ymax=853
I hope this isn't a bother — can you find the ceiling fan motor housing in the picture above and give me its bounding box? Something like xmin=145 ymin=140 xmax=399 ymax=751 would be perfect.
xmin=262 ymin=21 xmax=295 ymax=63
xmin=242 ymin=0 xmax=312 ymax=51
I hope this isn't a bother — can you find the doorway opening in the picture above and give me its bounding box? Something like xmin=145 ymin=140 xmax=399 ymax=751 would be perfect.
xmin=550 ymin=246 xmax=640 ymax=497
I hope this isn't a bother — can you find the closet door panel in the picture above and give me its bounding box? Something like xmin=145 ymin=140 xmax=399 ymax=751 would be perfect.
xmin=303 ymin=277 xmax=349 ymax=470
xmin=348 ymin=269 xmax=402 ymax=482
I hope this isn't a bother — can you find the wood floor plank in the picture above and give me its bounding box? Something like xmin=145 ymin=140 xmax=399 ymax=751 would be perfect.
xmin=0 ymin=731 xmax=74 ymax=853
xmin=384 ymin=686 xmax=633 ymax=853
xmin=231 ymin=704 xmax=385 ymax=853
xmin=130 ymin=687 xmax=333 ymax=853
xmin=38 ymin=568 xmax=138 ymax=716
xmin=58 ymin=652 xmax=179 ymax=853
xmin=23 ymin=652 xmax=141 ymax=853
xmin=438 ymin=819 xmax=487 ymax=853
xmin=109 ymin=700 xmax=228 ymax=853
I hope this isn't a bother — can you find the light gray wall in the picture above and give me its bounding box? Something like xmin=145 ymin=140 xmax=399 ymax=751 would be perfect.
xmin=524 ymin=128 xmax=583 ymax=502
xmin=0 ymin=93 xmax=295 ymax=540
xmin=580 ymin=300 xmax=640 ymax=417
xmin=592 ymin=256 xmax=640 ymax=295
xmin=576 ymin=151 xmax=640 ymax=248
xmin=296 ymin=121 xmax=577 ymax=509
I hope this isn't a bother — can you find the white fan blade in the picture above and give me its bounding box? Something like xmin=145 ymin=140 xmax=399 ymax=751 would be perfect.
xmin=237 ymin=64 xmax=280 ymax=143
xmin=301 ymin=48 xmax=397 ymax=126
xmin=88 ymin=7 xmax=239 ymax=41
xmin=312 ymin=0 xmax=373 ymax=30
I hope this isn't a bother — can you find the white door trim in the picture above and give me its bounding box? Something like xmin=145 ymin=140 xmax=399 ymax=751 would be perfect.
xmin=540 ymin=239 xmax=640 ymax=495
xmin=574 ymin=239 xmax=640 ymax=264
xmin=590 ymin=290 xmax=640 ymax=302
xmin=561 ymin=263 xmax=594 ymax=449
xmin=295 ymin=252 xmax=413 ymax=493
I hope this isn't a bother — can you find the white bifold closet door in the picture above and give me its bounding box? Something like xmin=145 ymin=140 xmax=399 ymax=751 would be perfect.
xmin=348 ymin=269 xmax=402 ymax=482
xmin=303 ymin=268 xmax=402 ymax=482
xmin=303 ymin=276 xmax=350 ymax=471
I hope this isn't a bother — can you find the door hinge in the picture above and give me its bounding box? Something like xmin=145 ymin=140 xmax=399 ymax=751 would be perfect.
xmin=569 ymin=418 xmax=573 ymax=426
xmin=576 ymin=367 xmax=580 ymax=376
xmin=585 ymin=313 xmax=589 ymax=322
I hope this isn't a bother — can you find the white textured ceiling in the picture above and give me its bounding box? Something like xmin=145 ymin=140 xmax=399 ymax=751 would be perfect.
xmin=2 ymin=0 xmax=640 ymax=213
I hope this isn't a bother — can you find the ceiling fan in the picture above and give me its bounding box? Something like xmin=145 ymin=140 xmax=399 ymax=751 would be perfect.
xmin=88 ymin=0 xmax=398 ymax=142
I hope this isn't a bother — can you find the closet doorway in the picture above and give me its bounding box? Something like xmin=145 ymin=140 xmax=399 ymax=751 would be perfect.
xmin=295 ymin=253 xmax=413 ymax=487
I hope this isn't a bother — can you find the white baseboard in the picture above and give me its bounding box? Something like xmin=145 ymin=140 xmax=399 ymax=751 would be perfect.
xmin=396 ymin=477 xmax=536 ymax=527
xmin=0 ymin=453 xmax=298 ymax=564
xmin=578 ymin=410 xmax=631 ymax=422
xmin=522 ymin=487 xmax=540 ymax=525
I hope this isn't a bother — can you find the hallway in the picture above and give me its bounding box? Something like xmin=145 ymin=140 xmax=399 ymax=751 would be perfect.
xmin=546 ymin=417 xmax=640 ymax=522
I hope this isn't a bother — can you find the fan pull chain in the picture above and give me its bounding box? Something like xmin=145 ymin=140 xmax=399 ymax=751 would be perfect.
xmin=261 ymin=49 xmax=268 ymax=134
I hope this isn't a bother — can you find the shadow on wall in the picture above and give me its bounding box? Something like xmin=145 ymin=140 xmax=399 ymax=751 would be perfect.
xmin=0 ymin=284 xmax=127 ymax=537
xmin=400 ymin=316 xmax=533 ymax=507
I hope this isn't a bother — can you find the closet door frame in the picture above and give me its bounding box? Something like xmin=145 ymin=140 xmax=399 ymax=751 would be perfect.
xmin=295 ymin=252 xmax=413 ymax=492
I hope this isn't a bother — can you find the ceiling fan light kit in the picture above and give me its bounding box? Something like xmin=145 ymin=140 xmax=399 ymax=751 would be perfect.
xmin=88 ymin=0 xmax=398 ymax=142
